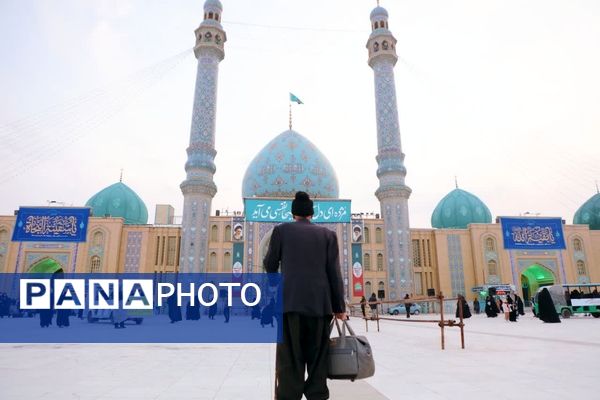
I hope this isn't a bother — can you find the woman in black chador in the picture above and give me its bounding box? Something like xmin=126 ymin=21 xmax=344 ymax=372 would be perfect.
xmin=537 ymin=288 xmax=561 ymax=323
xmin=186 ymin=300 xmax=200 ymax=320
xmin=56 ymin=309 xmax=70 ymax=327
xmin=484 ymin=295 xmax=497 ymax=317
xmin=455 ymin=294 xmax=472 ymax=319
xmin=167 ymin=294 xmax=182 ymax=323
xmin=514 ymin=294 xmax=525 ymax=316
xmin=506 ymin=295 xmax=517 ymax=322
xmin=39 ymin=308 xmax=53 ymax=328
xmin=261 ymin=298 xmax=275 ymax=327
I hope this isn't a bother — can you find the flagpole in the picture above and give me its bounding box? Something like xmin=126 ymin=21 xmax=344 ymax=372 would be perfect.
xmin=289 ymin=101 xmax=292 ymax=130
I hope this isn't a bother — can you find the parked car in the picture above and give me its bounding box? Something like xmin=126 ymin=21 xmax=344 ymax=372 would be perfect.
xmin=388 ymin=303 xmax=421 ymax=315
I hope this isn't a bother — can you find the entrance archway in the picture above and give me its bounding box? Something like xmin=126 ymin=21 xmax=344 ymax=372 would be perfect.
xmin=520 ymin=263 xmax=555 ymax=303
xmin=28 ymin=258 xmax=64 ymax=274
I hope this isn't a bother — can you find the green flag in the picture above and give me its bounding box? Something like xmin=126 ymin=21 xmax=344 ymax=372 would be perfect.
xmin=289 ymin=93 xmax=303 ymax=104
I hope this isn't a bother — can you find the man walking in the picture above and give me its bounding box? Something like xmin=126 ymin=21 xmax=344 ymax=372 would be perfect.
xmin=264 ymin=191 xmax=345 ymax=400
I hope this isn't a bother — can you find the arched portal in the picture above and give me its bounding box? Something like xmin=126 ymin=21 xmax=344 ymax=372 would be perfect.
xmin=520 ymin=263 xmax=555 ymax=303
xmin=28 ymin=258 xmax=64 ymax=274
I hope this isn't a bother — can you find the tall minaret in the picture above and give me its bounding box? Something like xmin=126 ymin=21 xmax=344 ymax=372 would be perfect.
xmin=366 ymin=5 xmax=413 ymax=299
xmin=180 ymin=0 xmax=226 ymax=273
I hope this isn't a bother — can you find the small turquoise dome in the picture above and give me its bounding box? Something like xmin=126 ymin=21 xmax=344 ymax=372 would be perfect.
xmin=370 ymin=6 xmax=389 ymax=21
xmin=242 ymin=130 xmax=339 ymax=199
xmin=85 ymin=182 xmax=148 ymax=225
xmin=573 ymin=192 xmax=600 ymax=230
xmin=431 ymin=188 xmax=492 ymax=229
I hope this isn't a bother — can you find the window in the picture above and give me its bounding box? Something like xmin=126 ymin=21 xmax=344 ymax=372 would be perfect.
xmin=365 ymin=281 xmax=372 ymax=296
xmin=364 ymin=253 xmax=371 ymax=271
xmin=412 ymin=239 xmax=421 ymax=267
xmin=223 ymin=252 xmax=231 ymax=272
xmin=154 ymin=236 xmax=160 ymax=265
xmin=364 ymin=227 xmax=370 ymax=243
xmin=374 ymin=22 xmax=379 ymax=29
xmin=377 ymin=253 xmax=383 ymax=271
xmin=209 ymin=252 xmax=217 ymax=272
xmin=487 ymin=260 xmax=497 ymax=276
xmin=375 ymin=228 xmax=383 ymax=243
xmin=90 ymin=256 xmax=101 ymax=273
xmin=92 ymin=231 xmax=104 ymax=247
xmin=577 ymin=260 xmax=586 ymax=276
xmin=573 ymin=238 xmax=583 ymax=252
xmin=215 ymin=13 xmax=219 ymax=21
xmin=224 ymin=225 xmax=232 ymax=241
xmin=378 ymin=281 xmax=385 ymax=291
xmin=0 ymin=229 xmax=7 ymax=243
xmin=210 ymin=225 xmax=218 ymax=242
xmin=167 ymin=236 xmax=177 ymax=266
xmin=485 ymin=237 xmax=496 ymax=252
xmin=208 ymin=12 xmax=213 ymax=19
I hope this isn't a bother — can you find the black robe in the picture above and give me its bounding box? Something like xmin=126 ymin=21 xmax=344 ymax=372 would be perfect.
xmin=56 ymin=309 xmax=70 ymax=327
xmin=261 ymin=301 xmax=275 ymax=326
xmin=515 ymin=295 xmax=525 ymax=316
xmin=251 ymin=304 xmax=262 ymax=320
xmin=484 ymin=296 xmax=497 ymax=317
xmin=507 ymin=296 xmax=517 ymax=322
xmin=39 ymin=309 xmax=53 ymax=327
xmin=456 ymin=300 xmax=472 ymax=319
xmin=208 ymin=303 xmax=218 ymax=319
xmin=168 ymin=295 xmax=182 ymax=323
xmin=537 ymin=288 xmax=561 ymax=323
xmin=186 ymin=301 xmax=200 ymax=320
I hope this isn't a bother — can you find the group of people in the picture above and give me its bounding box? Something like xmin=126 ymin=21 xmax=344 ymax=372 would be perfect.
xmin=0 ymin=292 xmax=13 ymax=318
xmin=484 ymin=294 xmax=525 ymax=322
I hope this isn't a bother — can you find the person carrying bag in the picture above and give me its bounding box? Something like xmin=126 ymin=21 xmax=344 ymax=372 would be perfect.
xmin=328 ymin=318 xmax=375 ymax=381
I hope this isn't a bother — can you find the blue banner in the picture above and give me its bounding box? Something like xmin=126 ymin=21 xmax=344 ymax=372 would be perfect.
xmin=0 ymin=273 xmax=282 ymax=343
xmin=244 ymin=198 xmax=351 ymax=223
xmin=500 ymin=217 xmax=566 ymax=250
xmin=12 ymin=207 xmax=90 ymax=242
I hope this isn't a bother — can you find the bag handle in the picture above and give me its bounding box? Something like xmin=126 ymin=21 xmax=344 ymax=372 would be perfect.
xmin=341 ymin=319 xmax=357 ymax=337
xmin=330 ymin=318 xmax=347 ymax=346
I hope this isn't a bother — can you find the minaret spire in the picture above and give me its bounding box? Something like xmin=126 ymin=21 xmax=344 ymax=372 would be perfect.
xmin=455 ymin=176 xmax=458 ymax=189
xmin=289 ymin=102 xmax=292 ymax=130
xmin=180 ymin=0 xmax=227 ymax=273
xmin=120 ymin=168 xmax=123 ymax=183
xmin=596 ymin=180 xmax=599 ymax=194
xmin=367 ymin=5 xmax=413 ymax=300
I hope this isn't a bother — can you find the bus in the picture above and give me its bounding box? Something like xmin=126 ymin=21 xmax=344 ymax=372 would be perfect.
xmin=534 ymin=283 xmax=600 ymax=318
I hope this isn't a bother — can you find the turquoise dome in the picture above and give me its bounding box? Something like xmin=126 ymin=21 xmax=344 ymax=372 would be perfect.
xmin=242 ymin=130 xmax=339 ymax=199
xmin=573 ymin=192 xmax=600 ymax=230
xmin=431 ymin=188 xmax=492 ymax=229
xmin=85 ymin=182 xmax=148 ymax=225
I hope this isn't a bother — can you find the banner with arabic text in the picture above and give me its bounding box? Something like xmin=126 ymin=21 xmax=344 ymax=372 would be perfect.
xmin=351 ymin=243 xmax=364 ymax=297
xmin=500 ymin=217 xmax=565 ymax=250
xmin=244 ymin=198 xmax=351 ymax=223
xmin=12 ymin=207 xmax=90 ymax=242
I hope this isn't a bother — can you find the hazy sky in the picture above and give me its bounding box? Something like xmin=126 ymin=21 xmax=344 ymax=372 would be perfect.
xmin=1 ymin=0 xmax=599 ymax=228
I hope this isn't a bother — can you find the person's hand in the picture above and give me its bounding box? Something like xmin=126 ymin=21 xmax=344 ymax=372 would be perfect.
xmin=334 ymin=312 xmax=347 ymax=320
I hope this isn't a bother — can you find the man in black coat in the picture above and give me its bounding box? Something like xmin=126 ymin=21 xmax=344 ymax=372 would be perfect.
xmin=264 ymin=191 xmax=345 ymax=400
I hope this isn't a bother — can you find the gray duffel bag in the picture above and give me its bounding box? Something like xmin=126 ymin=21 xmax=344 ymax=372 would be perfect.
xmin=327 ymin=318 xmax=375 ymax=381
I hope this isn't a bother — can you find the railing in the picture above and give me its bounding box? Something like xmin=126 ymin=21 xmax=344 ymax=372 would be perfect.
xmin=351 ymin=292 xmax=466 ymax=350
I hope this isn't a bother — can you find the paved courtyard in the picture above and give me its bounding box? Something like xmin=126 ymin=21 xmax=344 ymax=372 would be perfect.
xmin=0 ymin=310 xmax=598 ymax=399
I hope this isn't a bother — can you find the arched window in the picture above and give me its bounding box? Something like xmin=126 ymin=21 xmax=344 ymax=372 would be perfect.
xmin=209 ymin=252 xmax=217 ymax=272
xmin=364 ymin=227 xmax=370 ymax=243
xmin=90 ymin=256 xmax=101 ymax=273
xmin=215 ymin=13 xmax=219 ymax=21
xmin=365 ymin=281 xmax=372 ymax=296
xmin=485 ymin=237 xmax=495 ymax=252
xmin=573 ymin=238 xmax=583 ymax=252
xmin=210 ymin=225 xmax=218 ymax=242
xmin=378 ymin=281 xmax=385 ymax=291
xmin=364 ymin=253 xmax=371 ymax=271
xmin=92 ymin=231 xmax=104 ymax=247
xmin=224 ymin=225 xmax=232 ymax=241
xmin=377 ymin=253 xmax=383 ymax=271
xmin=577 ymin=260 xmax=586 ymax=276
xmin=374 ymin=22 xmax=379 ymax=29
xmin=208 ymin=12 xmax=213 ymax=19
xmin=487 ymin=260 xmax=497 ymax=276
xmin=223 ymin=252 xmax=231 ymax=272
xmin=0 ymin=229 xmax=7 ymax=243
xmin=375 ymin=227 xmax=383 ymax=243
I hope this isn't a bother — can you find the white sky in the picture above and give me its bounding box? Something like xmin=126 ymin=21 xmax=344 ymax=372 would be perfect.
xmin=1 ymin=0 xmax=599 ymax=228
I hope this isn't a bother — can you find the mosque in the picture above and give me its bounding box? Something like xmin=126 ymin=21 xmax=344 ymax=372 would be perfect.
xmin=1 ymin=0 xmax=599 ymax=306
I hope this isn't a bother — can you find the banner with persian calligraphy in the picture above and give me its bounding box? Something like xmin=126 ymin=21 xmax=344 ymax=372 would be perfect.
xmin=500 ymin=217 xmax=565 ymax=250
xmin=12 ymin=207 xmax=90 ymax=242
xmin=244 ymin=199 xmax=351 ymax=223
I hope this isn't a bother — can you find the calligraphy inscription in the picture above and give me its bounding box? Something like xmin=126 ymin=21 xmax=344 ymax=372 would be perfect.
xmin=247 ymin=200 xmax=350 ymax=223
xmin=24 ymin=215 xmax=78 ymax=237
xmin=511 ymin=226 xmax=555 ymax=245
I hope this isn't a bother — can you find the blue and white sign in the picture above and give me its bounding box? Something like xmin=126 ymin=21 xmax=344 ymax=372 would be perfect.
xmin=12 ymin=207 xmax=90 ymax=242
xmin=500 ymin=217 xmax=565 ymax=250
xmin=244 ymin=198 xmax=351 ymax=223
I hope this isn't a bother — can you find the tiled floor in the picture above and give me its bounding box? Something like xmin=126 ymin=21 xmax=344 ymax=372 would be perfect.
xmin=1 ymin=310 xmax=598 ymax=399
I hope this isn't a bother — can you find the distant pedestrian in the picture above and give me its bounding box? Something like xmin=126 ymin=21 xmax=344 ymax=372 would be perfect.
xmin=484 ymin=295 xmax=497 ymax=318
xmin=455 ymin=294 xmax=471 ymax=319
xmin=208 ymin=302 xmax=217 ymax=320
xmin=261 ymin=298 xmax=275 ymax=327
xmin=404 ymin=294 xmax=412 ymax=318
xmin=514 ymin=294 xmax=525 ymax=316
xmin=56 ymin=309 xmax=70 ymax=328
xmin=39 ymin=309 xmax=53 ymax=328
xmin=502 ymin=298 xmax=511 ymax=321
xmin=369 ymin=293 xmax=378 ymax=319
xmin=473 ymin=298 xmax=481 ymax=314
xmin=223 ymin=303 xmax=230 ymax=323
xmin=360 ymin=296 xmax=367 ymax=318
xmin=507 ymin=295 xmax=517 ymax=322
xmin=537 ymin=288 xmax=561 ymax=323
xmin=167 ymin=294 xmax=182 ymax=324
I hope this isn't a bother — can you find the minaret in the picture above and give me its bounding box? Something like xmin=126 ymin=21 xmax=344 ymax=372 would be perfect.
xmin=366 ymin=5 xmax=413 ymax=299
xmin=180 ymin=0 xmax=226 ymax=273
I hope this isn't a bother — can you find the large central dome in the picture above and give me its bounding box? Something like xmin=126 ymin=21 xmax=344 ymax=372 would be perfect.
xmin=242 ymin=130 xmax=339 ymax=199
